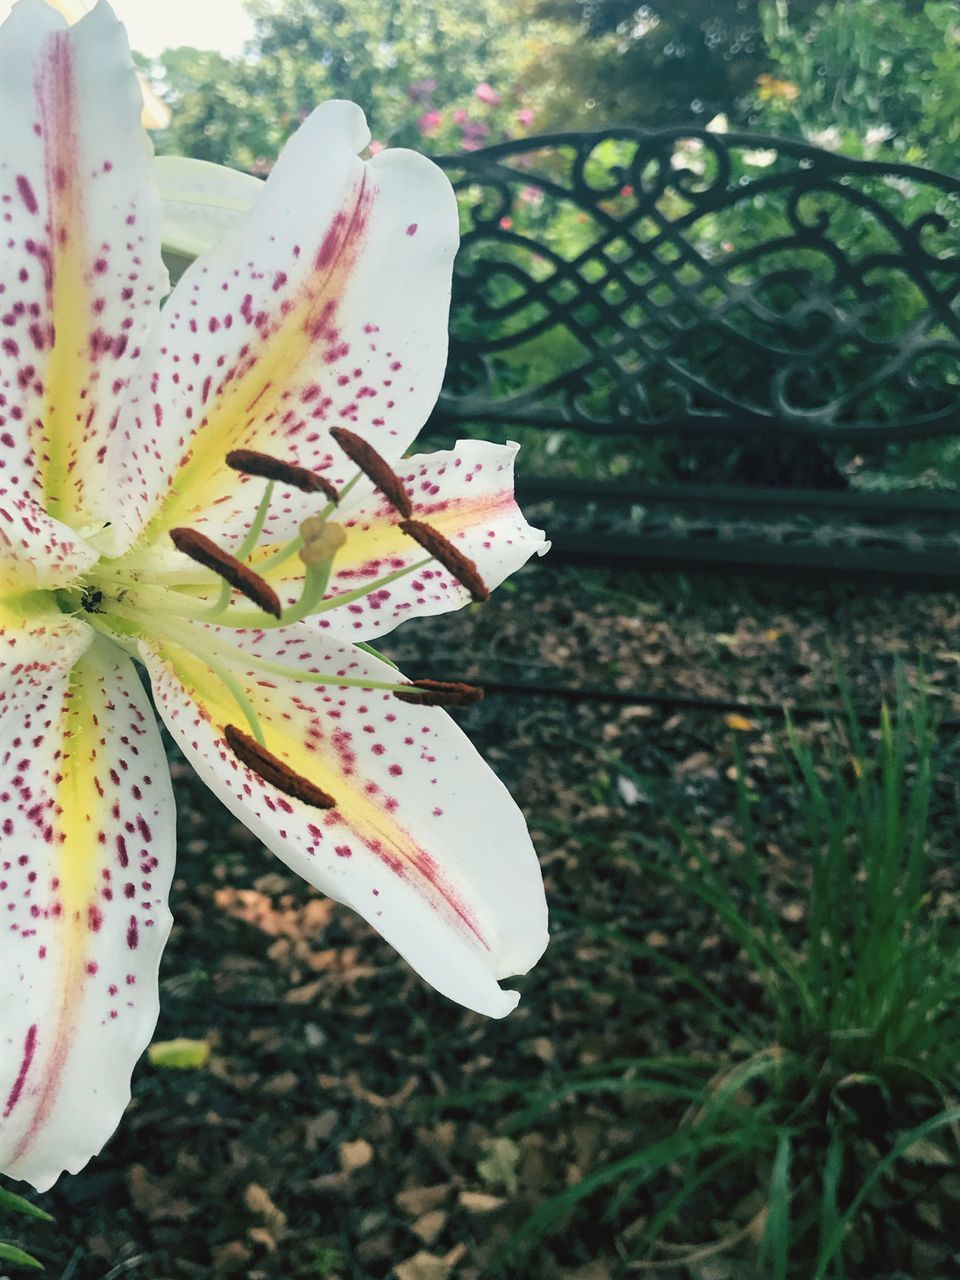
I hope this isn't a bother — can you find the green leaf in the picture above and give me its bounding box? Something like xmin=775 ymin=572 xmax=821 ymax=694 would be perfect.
xmin=814 ymin=1104 xmax=960 ymax=1278
xmin=0 ymin=1241 xmax=43 ymax=1269
xmin=0 ymin=1188 xmax=53 ymax=1223
xmin=147 ymin=1038 xmax=211 ymax=1070
xmin=759 ymin=1131 xmax=792 ymax=1280
xmin=354 ymin=641 xmax=399 ymax=670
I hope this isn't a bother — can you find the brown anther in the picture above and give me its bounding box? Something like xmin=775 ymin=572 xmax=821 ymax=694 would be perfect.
xmin=329 ymin=426 xmax=413 ymax=517
xmin=170 ymin=527 xmax=282 ymax=618
xmin=226 ymin=448 xmax=339 ymax=502
xmin=394 ymin=679 xmax=484 ymax=708
xmin=398 ymin=519 xmax=490 ymax=602
xmin=224 ymin=725 xmax=337 ymax=809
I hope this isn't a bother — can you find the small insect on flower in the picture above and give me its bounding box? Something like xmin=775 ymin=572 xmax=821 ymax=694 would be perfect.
xmin=0 ymin=0 xmax=549 ymax=1192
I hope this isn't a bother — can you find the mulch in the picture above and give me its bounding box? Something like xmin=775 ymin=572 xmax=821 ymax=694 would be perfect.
xmin=12 ymin=563 xmax=960 ymax=1280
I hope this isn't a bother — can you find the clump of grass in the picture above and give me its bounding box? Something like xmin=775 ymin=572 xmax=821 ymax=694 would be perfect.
xmin=465 ymin=672 xmax=960 ymax=1277
xmin=617 ymin=671 xmax=960 ymax=1276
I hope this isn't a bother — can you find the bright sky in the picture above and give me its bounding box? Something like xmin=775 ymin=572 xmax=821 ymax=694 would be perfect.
xmin=0 ymin=0 xmax=256 ymax=56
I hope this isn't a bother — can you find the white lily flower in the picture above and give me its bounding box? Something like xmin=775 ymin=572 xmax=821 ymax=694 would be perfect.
xmin=0 ymin=0 xmax=549 ymax=1192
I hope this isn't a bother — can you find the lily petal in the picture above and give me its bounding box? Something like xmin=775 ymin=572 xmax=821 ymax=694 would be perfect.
xmin=155 ymin=156 xmax=263 ymax=260
xmin=107 ymin=99 xmax=459 ymax=553
xmin=0 ymin=628 xmax=175 ymax=1191
xmin=0 ymin=489 xmax=98 ymax=593
xmin=141 ymin=626 xmax=547 ymax=1019
xmin=0 ymin=0 xmax=167 ymax=531
xmin=261 ymin=440 xmax=550 ymax=641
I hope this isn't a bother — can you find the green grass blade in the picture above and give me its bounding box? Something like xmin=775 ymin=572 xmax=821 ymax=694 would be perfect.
xmin=0 ymin=1189 xmax=53 ymax=1224
xmin=759 ymin=1130 xmax=792 ymax=1280
xmin=813 ymin=1104 xmax=960 ymax=1279
xmin=0 ymin=1241 xmax=43 ymax=1269
xmin=818 ymin=1128 xmax=845 ymax=1280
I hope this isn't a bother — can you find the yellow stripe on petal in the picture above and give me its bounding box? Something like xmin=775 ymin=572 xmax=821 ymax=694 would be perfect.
xmin=0 ymin=3 xmax=166 ymax=528
xmin=0 ymin=634 xmax=175 ymax=1191
xmin=57 ymin=660 xmax=107 ymax=925
xmin=154 ymin=639 xmax=489 ymax=950
xmin=106 ymin=102 xmax=457 ymax=555
xmin=142 ymin=624 xmax=547 ymax=1019
xmin=146 ymin=176 xmax=375 ymax=536
xmin=5 ymin=648 xmax=106 ymax=1168
xmin=39 ymin=111 xmax=87 ymax=517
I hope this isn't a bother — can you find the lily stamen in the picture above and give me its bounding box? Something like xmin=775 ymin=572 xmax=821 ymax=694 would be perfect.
xmin=170 ymin=527 xmax=283 ymax=618
xmin=330 ymin=426 xmax=413 ymax=517
xmin=398 ymin=519 xmax=490 ymax=602
xmin=394 ymin=679 xmax=484 ymax=707
xmin=223 ymin=725 xmax=337 ymax=809
xmin=226 ymin=448 xmax=339 ymax=501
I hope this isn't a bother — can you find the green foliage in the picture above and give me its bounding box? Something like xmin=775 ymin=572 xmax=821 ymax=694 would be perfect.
xmin=0 ymin=1243 xmax=43 ymax=1270
xmin=142 ymin=0 xmax=960 ymax=176
xmin=684 ymin=677 xmax=960 ymax=1073
xmin=0 ymin=1182 xmax=53 ymax=1271
xmin=145 ymin=0 xmax=557 ymax=169
xmin=0 ymin=1189 xmax=52 ymax=1224
xmin=524 ymin=0 xmax=772 ymax=130
xmin=309 ymin=1243 xmax=346 ymax=1276
xmin=448 ymin=675 xmax=960 ymax=1274
xmin=137 ymin=47 xmax=264 ymax=165
xmin=750 ymin=0 xmax=960 ymax=172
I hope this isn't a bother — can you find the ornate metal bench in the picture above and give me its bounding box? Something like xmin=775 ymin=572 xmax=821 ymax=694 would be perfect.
xmin=429 ymin=127 xmax=960 ymax=582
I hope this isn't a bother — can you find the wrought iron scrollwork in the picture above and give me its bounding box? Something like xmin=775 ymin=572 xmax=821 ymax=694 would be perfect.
xmin=432 ymin=127 xmax=960 ymax=447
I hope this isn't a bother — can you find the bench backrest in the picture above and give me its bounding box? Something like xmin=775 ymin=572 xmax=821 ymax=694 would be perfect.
xmin=430 ymin=127 xmax=960 ymax=454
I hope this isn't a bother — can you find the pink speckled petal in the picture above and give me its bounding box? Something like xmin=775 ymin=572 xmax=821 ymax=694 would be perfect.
xmin=107 ymin=98 xmax=459 ymax=554
xmin=0 ymin=0 xmax=166 ymax=531
xmin=0 ymin=487 xmax=98 ymax=592
xmin=0 ymin=629 xmax=175 ymax=1192
xmin=253 ymin=440 xmax=550 ymax=641
xmin=140 ymin=625 xmax=547 ymax=1019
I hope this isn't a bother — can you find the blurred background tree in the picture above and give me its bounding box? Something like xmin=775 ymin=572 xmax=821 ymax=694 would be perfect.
xmin=140 ymin=0 xmax=960 ymax=173
xmin=144 ymin=0 xmax=561 ymax=169
xmin=746 ymin=0 xmax=960 ymax=170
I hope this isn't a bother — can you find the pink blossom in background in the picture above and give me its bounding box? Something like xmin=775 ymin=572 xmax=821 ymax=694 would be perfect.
xmin=620 ymin=184 xmax=634 ymax=197
xmin=499 ymin=216 xmax=513 ymax=230
xmin=462 ymin=120 xmax=489 ymax=145
xmin=475 ymin=82 xmax=501 ymax=106
xmin=516 ymin=108 xmax=535 ymax=127
xmin=453 ymin=107 xmax=470 ymax=125
xmin=368 ymin=140 xmax=386 ymax=154
xmin=417 ymin=109 xmax=443 ymax=137
xmin=407 ymin=77 xmax=437 ymax=103
xmin=520 ymin=185 xmax=543 ymax=205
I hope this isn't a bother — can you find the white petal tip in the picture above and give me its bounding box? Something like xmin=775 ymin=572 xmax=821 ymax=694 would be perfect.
xmin=488 ymin=987 xmax=522 ymax=1019
xmin=310 ymin=99 xmax=371 ymax=154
